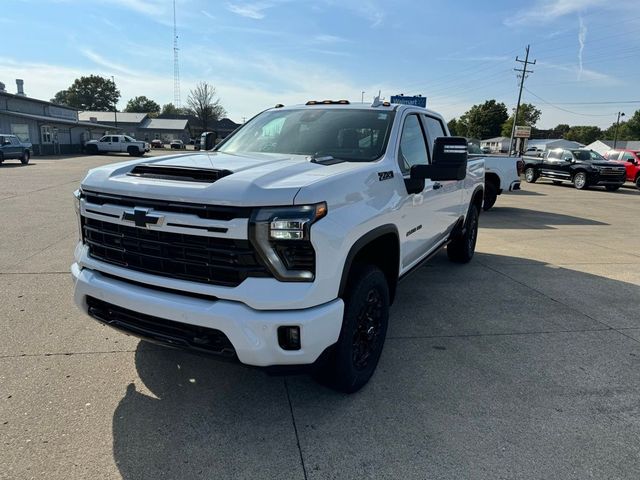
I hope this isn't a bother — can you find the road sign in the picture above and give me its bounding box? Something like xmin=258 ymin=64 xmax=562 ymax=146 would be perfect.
xmin=390 ymin=95 xmax=427 ymax=108
xmin=514 ymin=125 xmax=531 ymax=138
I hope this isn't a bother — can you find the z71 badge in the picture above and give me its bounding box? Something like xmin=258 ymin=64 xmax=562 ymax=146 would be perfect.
xmin=378 ymin=171 xmax=394 ymax=181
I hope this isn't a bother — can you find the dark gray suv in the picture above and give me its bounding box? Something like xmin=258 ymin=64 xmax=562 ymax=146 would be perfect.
xmin=0 ymin=134 xmax=31 ymax=165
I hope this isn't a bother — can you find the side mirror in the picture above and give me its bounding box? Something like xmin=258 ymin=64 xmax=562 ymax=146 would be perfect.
xmin=411 ymin=136 xmax=468 ymax=182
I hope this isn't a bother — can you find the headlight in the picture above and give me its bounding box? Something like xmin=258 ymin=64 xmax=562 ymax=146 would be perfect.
xmin=249 ymin=203 xmax=327 ymax=282
xmin=73 ymin=189 xmax=83 ymax=241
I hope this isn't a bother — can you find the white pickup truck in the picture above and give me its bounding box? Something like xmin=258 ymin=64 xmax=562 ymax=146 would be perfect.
xmin=85 ymin=135 xmax=150 ymax=156
xmin=468 ymin=144 xmax=522 ymax=210
xmin=71 ymin=99 xmax=484 ymax=392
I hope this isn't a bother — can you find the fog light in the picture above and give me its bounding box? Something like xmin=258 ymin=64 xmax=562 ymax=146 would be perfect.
xmin=278 ymin=326 xmax=301 ymax=351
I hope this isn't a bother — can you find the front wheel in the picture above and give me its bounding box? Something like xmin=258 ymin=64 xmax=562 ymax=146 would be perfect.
xmin=573 ymin=171 xmax=588 ymax=190
xmin=605 ymin=185 xmax=621 ymax=192
xmin=524 ymin=167 xmax=538 ymax=183
xmin=447 ymin=204 xmax=479 ymax=264
xmin=20 ymin=150 xmax=30 ymax=165
xmin=635 ymin=177 xmax=640 ymax=190
xmin=316 ymin=265 xmax=389 ymax=393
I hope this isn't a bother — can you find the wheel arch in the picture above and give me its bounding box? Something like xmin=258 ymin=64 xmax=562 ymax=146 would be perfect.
xmin=485 ymin=172 xmax=500 ymax=190
xmin=338 ymin=225 xmax=400 ymax=305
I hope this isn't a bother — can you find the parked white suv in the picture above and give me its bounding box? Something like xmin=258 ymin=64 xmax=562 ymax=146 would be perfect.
xmin=71 ymin=100 xmax=484 ymax=392
xmin=85 ymin=135 xmax=150 ymax=156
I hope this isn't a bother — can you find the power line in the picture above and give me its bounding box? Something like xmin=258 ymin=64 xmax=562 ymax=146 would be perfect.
xmin=523 ymin=87 xmax=617 ymax=117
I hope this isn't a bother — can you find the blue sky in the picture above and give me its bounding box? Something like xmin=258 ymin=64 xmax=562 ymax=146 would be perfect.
xmin=2 ymin=0 xmax=639 ymax=129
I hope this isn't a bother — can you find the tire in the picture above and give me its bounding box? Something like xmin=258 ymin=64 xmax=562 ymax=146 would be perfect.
xmin=635 ymin=176 xmax=640 ymax=190
xmin=573 ymin=171 xmax=588 ymax=190
xmin=128 ymin=146 xmax=144 ymax=157
xmin=447 ymin=204 xmax=479 ymax=264
xmin=316 ymin=265 xmax=390 ymax=393
xmin=483 ymin=181 xmax=497 ymax=211
xmin=605 ymin=185 xmax=621 ymax=192
xmin=524 ymin=167 xmax=538 ymax=183
xmin=20 ymin=150 xmax=30 ymax=165
xmin=0 ymin=153 xmax=4 ymax=165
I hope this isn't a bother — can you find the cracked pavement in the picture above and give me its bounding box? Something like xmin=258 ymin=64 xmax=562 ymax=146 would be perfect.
xmin=1 ymin=154 xmax=640 ymax=479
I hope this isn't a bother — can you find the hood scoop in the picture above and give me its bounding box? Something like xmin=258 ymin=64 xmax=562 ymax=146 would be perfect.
xmin=128 ymin=164 xmax=232 ymax=183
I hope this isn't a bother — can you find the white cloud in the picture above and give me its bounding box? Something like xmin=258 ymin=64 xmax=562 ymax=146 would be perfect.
xmin=505 ymin=0 xmax=606 ymax=26
xmin=577 ymin=15 xmax=586 ymax=80
xmin=536 ymin=61 xmax=620 ymax=85
xmin=313 ymin=34 xmax=346 ymax=44
xmin=226 ymin=2 xmax=273 ymax=19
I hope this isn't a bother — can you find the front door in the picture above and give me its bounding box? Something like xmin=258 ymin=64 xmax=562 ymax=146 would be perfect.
xmin=396 ymin=113 xmax=450 ymax=271
xmin=542 ymin=149 xmax=571 ymax=180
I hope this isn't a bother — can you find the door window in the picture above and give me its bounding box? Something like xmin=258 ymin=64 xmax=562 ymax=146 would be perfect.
xmin=622 ymin=152 xmax=635 ymax=162
xmin=9 ymin=136 xmax=20 ymax=145
xmin=112 ymin=136 xmax=119 ymax=143
xmin=547 ymin=150 xmax=562 ymax=160
xmin=399 ymin=115 xmax=428 ymax=174
xmin=99 ymin=136 xmax=110 ymax=142
xmin=421 ymin=115 xmax=446 ymax=151
xmin=41 ymin=126 xmax=52 ymax=143
xmin=562 ymin=151 xmax=573 ymax=161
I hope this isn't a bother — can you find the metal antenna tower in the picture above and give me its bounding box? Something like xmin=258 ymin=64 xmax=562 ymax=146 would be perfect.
xmin=173 ymin=0 xmax=181 ymax=108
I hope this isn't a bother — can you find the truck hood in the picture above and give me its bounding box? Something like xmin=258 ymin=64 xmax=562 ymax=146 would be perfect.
xmin=80 ymin=151 xmax=367 ymax=206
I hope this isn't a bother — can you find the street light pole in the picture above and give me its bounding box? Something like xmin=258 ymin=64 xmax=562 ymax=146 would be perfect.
xmin=111 ymin=76 xmax=118 ymax=130
xmin=613 ymin=111 xmax=625 ymax=149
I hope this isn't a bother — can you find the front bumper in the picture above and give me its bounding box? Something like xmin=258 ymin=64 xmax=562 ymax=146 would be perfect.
xmin=508 ymin=180 xmax=521 ymax=192
xmin=71 ymin=263 xmax=344 ymax=367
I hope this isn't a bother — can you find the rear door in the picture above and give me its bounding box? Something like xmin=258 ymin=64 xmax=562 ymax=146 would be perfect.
xmin=8 ymin=136 xmax=22 ymax=158
xmin=542 ymin=149 xmax=570 ymax=180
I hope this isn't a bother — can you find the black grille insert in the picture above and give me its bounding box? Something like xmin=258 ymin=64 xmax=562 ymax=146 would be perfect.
xmin=83 ymin=190 xmax=251 ymax=221
xmin=129 ymin=164 xmax=232 ymax=183
xmin=86 ymin=296 xmax=236 ymax=358
xmin=84 ymin=217 xmax=270 ymax=287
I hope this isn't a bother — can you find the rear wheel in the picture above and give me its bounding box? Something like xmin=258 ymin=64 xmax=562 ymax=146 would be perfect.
xmin=315 ymin=265 xmax=389 ymax=393
xmin=605 ymin=185 xmax=621 ymax=192
xmin=573 ymin=171 xmax=588 ymax=190
xmin=635 ymin=176 xmax=640 ymax=190
xmin=447 ymin=204 xmax=479 ymax=264
xmin=524 ymin=167 xmax=538 ymax=183
xmin=483 ymin=181 xmax=497 ymax=211
xmin=20 ymin=150 xmax=30 ymax=165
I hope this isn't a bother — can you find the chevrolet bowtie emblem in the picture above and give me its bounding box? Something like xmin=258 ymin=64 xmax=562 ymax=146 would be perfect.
xmin=122 ymin=208 xmax=163 ymax=228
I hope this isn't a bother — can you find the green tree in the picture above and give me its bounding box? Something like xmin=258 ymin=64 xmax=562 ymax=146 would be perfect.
xmin=603 ymin=110 xmax=640 ymax=141
xmin=458 ymin=100 xmax=508 ymax=139
xmin=564 ymin=126 xmax=603 ymax=145
xmin=447 ymin=118 xmax=460 ymax=136
xmin=124 ymin=96 xmax=160 ymax=113
xmin=552 ymin=124 xmax=571 ymax=138
xmin=186 ymin=82 xmax=226 ymax=131
xmin=501 ymin=103 xmax=542 ymax=137
xmin=160 ymin=103 xmax=192 ymax=116
xmin=50 ymin=75 xmax=120 ymax=111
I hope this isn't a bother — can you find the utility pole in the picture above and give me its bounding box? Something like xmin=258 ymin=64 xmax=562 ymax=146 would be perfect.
xmin=361 ymin=91 xmax=365 ymax=103
xmin=509 ymin=45 xmax=535 ymax=156
xmin=613 ymin=111 xmax=625 ymax=149
xmin=111 ymin=75 xmax=118 ymax=130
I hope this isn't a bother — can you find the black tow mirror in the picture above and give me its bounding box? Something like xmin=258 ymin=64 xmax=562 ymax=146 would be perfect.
xmin=411 ymin=136 xmax=468 ymax=182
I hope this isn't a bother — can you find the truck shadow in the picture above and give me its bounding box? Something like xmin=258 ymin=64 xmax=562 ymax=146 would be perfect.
xmin=111 ymin=253 xmax=640 ymax=479
xmin=481 ymin=207 xmax=608 ymax=229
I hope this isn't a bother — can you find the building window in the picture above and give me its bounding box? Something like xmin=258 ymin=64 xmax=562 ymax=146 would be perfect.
xmin=11 ymin=124 xmax=30 ymax=142
xmin=41 ymin=125 xmax=52 ymax=143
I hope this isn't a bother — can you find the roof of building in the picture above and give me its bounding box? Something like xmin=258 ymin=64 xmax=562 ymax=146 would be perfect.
xmin=2 ymin=110 xmax=116 ymax=129
xmin=0 ymin=90 xmax=78 ymax=111
xmin=527 ymin=138 xmax=583 ymax=148
xmin=140 ymin=118 xmax=189 ymax=130
xmin=594 ymin=140 xmax=640 ymax=150
xmin=78 ymin=111 xmax=148 ymax=124
xmin=481 ymin=136 xmax=510 ymax=142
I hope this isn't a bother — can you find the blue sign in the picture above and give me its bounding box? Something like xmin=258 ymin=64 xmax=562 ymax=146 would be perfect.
xmin=390 ymin=95 xmax=426 ymax=108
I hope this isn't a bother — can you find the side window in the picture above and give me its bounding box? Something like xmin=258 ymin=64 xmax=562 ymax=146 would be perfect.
xmin=547 ymin=150 xmax=561 ymax=160
xmin=10 ymin=136 xmax=20 ymax=145
xmin=399 ymin=115 xmax=429 ymax=174
xmin=112 ymin=136 xmax=119 ymax=143
xmin=422 ymin=115 xmax=446 ymax=151
xmin=100 ymin=136 xmax=110 ymax=142
xmin=622 ymin=152 xmax=634 ymax=161
xmin=562 ymin=150 xmax=573 ymax=161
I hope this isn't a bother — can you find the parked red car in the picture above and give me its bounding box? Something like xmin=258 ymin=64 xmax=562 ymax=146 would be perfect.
xmin=604 ymin=150 xmax=640 ymax=189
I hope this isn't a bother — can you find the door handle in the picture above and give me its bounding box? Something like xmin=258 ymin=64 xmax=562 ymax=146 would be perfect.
xmin=433 ymin=182 xmax=442 ymax=190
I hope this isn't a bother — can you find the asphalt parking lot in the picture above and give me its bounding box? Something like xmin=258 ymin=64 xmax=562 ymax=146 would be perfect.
xmin=1 ymin=154 xmax=639 ymax=480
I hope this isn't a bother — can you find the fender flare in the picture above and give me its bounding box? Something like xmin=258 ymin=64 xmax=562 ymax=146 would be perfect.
xmin=338 ymin=224 xmax=400 ymax=300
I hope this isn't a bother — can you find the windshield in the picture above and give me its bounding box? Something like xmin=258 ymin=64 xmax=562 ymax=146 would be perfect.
xmin=587 ymin=150 xmax=604 ymax=160
xmin=217 ymin=108 xmax=395 ymax=161
xmin=570 ymin=150 xmax=598 ymax=161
